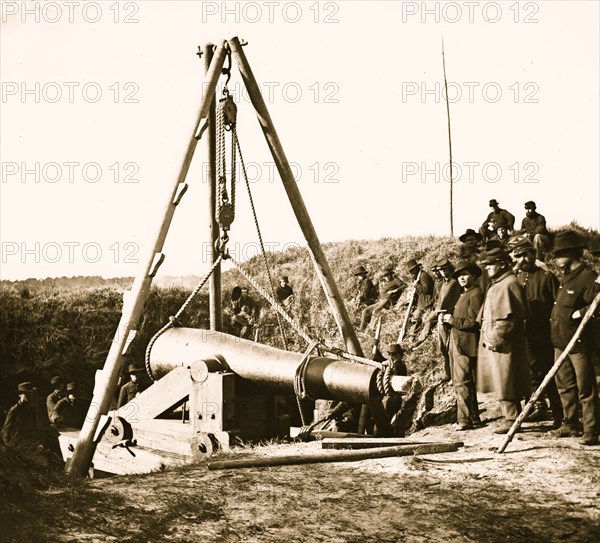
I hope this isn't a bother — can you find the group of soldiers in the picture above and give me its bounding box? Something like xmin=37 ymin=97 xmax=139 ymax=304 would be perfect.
xmin=1 ymin=364 xmax=148 ymax=448
xmin=228 ymin=276 xmax=294 ymax=339
xmin=352 ymin=199 xmax=600 ymax=446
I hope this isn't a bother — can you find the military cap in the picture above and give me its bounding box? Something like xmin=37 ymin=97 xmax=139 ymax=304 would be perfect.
xmin=354 ymin=265 xmax=368 ymax=276
xmin=231 ymin=285 xmax=242 ymax=302
xmin=50 ymin=375 xmax=63 ymax=386
xmin=489 ymin=199 xmax=499 ymax=207
xmin=479 ymin=247 xmax=511 ymax=265
xmin=17 ymin=382 xmax=36 ymax=393
xmin=524 ymin=201 xmax=536 ymax=210
xmin=458 ymin=229 xmax=483 ymax=243
xmin=510 ymin=238 xmax=534 ymax=256
xmin=550 ymin=230 xmax=586 ymax=255
xmin=452 ymin=260 xmax=482 ymax=279
xmin=387 ymin=344 xmax=403 ymax=355
xmin=66 ymin=382 xmax=78 ymax=392
xmin=127 ymin=364 xmax=145 ymax=374
xmin=404 ymin=259 xmax=420 ymax=272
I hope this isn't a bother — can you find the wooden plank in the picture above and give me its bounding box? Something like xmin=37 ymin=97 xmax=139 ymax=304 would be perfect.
xmin=208 ymin=442 xmax=463 ymax=470
xmin=320 ymin=438 xmax=458 ymax=450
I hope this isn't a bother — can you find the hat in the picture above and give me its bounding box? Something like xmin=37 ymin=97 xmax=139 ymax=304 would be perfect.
xmin=127 ymin=364 xmax=144 ymax=374
xmin=452 ymin=260 xmax=482 ymax=279
xmin=66 ymin=382 xmax=78 ymax=392
xmin=589 ymin=238 xmax=600 ymax=255
xmin=17 ymin=382 xmax=36 ymax=393
xmin=480 ymin=247 xmax=511 ymax=265
xmin=50 ymin=375 xmax=63 ymax=386
xmin=550 ymin=230 xmax=586 ymax=255
xmin=509 ymin=238 xmax=533 ymax=256
xmin=387 ymin=344 xmax=403 ymax=355
xmin=280 ymin=276 xmax=289 ymax=282
xmin=524 ymin=201 xmax=536 ymax=210
xmin=435 ymin=258 xmax=453 ymax=270
xmin=404 ymin=259 xmax=420 ymax=272
xmin=382 ymin=264 xmax=395 ymax=276
xmin=459 ymin=229 xmax=483 ymax=243
xmin=489 ymin=199 xmax=499 ymax=207
xmin=354 ymin=265 xmax=368 ymax=276
xmin=231 ymin=285 xmax=242 ymax=302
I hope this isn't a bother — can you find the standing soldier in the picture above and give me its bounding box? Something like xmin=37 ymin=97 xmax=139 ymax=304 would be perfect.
xmin=510 ymin=238 xmax=562 ymax=427
xmin=353 ymin=265 xmax=378 ymax=307
xmin=430 ymin=260 xmax=462 ymax=378
xmin=443 ymin=261 xmax=484 ymax=430
xmin=117 ymin=365 xmax=147 ymax=409
xmin=46 ymin=376 xmax=65 ymax=422
xmin=477 ymin=247 xmax=530 ymax=434
xmin=521 ymin=201 xmax=549 ymax=261
xmin=1 ymin=382 xmax=38 ymax=446
xmin=548 ymin=231 xmax=600 ymax=446
xmin=404 ymin=259 xmax=435 ymax=341
xmin=52 ymin=382 xmax=86 ymax=430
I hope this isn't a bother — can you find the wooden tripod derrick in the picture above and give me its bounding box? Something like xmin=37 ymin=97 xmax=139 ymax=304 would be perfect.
xmin=66 ymin=37 xmax=386 ymax=478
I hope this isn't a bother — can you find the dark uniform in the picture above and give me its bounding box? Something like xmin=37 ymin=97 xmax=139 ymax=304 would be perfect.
xmin=479 ymin=200 xmax=515 ymax=241
xmin=516 ymin=266 xmax=562 ymax=422
xmin=434 ymin=276 xmax=462 ymax=378
xmin=550 ymin=263 xmax=600 ymax=438
xmin=46 ymin=390 xmax=63 ymax=422
xmin=52 ymin=397 xmax=86 ymax=429
xmin=1 ymin=399 xmax=37 ymax=445
xmin=449 ymin=282 xmax=483 ymax=427
xmin=360 ymin=272 xmax=404 ymax=331
xmin=356 ymin=275 xmax=378 ymax=306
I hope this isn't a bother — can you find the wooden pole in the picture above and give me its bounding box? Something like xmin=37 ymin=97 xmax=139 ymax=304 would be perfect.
xmin=208 ymin=442 xmax=463 ymax=470
xmin=227 ymin=37 xmax=385 ymax=435
xmin=442 ymin=38 xmax=454 ymax=237
xmin=65 ymin=42 xmax=228 ymax=478
xmin=497 ymin=289 xmax=600 ymax=453
xmin=202 ymin=43 xmax=222 ymax=331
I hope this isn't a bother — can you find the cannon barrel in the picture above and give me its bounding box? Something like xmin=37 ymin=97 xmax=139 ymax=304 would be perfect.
xmin=149 ymin=328 xmax=380 ymax=405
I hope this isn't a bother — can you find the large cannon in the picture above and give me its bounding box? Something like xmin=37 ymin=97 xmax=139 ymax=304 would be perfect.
xmin=58 ymin=329 xmax=401 ymax=475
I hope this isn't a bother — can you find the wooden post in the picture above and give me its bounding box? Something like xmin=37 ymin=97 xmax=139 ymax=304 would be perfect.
xmin=228 ymin=36 xmax=382 ymax=434
xmin=442 ymin=38 xmax=454 ymax=237
xmin=65 ymin=42 xmax=229 ymax=478
xmin=202 ymin=43 xmax=222 ymax=331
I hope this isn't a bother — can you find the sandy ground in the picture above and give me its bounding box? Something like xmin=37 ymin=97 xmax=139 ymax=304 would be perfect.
xmin=26 ymin=412 xmax=598 ymax=543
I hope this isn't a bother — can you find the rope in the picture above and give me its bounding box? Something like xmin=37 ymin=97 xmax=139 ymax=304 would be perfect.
xmin=234 ymin=131 xmax=289 ymax=349
xmin=294 ymin=339 xmax=320 ymax=426
xmin=144 ymin=256 xmax=223 ymax=381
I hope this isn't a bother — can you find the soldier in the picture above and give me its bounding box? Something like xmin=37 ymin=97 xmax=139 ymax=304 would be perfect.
xmin=493 ymin=219 xmax=511 ymax=247
xmin=359 ymin=265 xmax=404 ymax=331
xmin=521 ymin=201 xmax=549 ymax=261
xmin=404 ymin=259 xmax=435 ymax=340
xmin=382 ymin=344 xmax=408 ymax=432
xmin=510 ymin=238 xmax=562 ymax=426
xmin=548 ymin=231 xmax=600 ymax=446
xmin=477 ymin=247 xmax=530 ymax=434
xmin=443 ymin=261 xmax=484 ymax=430
xmin=230 ymin=286 xmax=259 ymax=339
xmin=353 ymin=265 xmax=378 ymax=307
xmin=479 ymin=199 xmax=515 ymax=242
xmin=52 ymin=382 xmax=86 ymax=430
xmin=46 ymin=376 xmax=65 ymax=422
xmin=430 ymin=260 xmax=462 ymax=378
xmin=1 ymin=382 xmax=38 ymax=446
xmin=117 ymin=365 xmax=147 ymax=410
xmin=459 ymin=228 xmax=483 ymax=246
xmin=275 ymin=276 xmax=294 ymax=307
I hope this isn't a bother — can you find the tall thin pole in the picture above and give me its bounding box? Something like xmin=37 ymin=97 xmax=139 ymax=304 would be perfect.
xmin=203 ymin=43 xmax=222 ymax=331
xmin=66 ymin=42 xmax=228 ymax=478
xmin=228 ymin=37 xmax=390 ymax=435
xmin=442 ymin=38 xmax=454 ymax=237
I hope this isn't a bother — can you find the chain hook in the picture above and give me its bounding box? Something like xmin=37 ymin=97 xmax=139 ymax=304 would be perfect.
xmin=222 ymin=49 xmax=232 ymax=97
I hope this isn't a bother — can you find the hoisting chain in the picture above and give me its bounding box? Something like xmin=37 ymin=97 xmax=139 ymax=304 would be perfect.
xmin=294 ymin=339 xmax=320 ymax=426
xmin=234 ymin=131 xmax=289 ymax=350
xmin=144 ymin=255 xmax=224 ymax=382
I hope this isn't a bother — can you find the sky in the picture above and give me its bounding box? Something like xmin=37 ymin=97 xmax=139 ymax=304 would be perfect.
xmin=1 ymin=0 xmax=599 ymax=280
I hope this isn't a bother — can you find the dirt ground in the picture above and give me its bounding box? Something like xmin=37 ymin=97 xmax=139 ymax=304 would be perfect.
xmin=8 ymin=398 xmax=599 ymax=543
